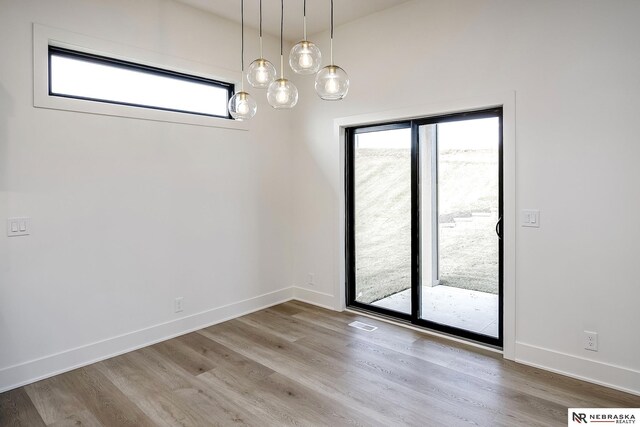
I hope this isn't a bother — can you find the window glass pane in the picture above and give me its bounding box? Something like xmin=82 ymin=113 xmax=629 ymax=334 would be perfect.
xmin=50 ymin=51 xmax=230 ymax=117
xmin=354 ymin=127 xmax=412 ymax=315
xmin=420 ymin=117 xmax=500 ymax=338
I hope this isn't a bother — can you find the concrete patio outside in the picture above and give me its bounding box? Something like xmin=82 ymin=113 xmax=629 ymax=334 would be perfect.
xmin=372 ymin=285 xmax=499 ymax=337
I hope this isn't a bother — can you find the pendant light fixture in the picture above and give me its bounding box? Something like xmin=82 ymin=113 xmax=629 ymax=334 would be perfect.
xmin=289 ymin=0 xmax=322 ymax=74
xmin=267 ymin=0 xmax=298 ymax=109
xmin=315 ymin=0 xmax=349 ymax=100
xmin=228 ymin=0 xmax=257 ymax=120
xmin=247 ymin=0 xmax=276 ymax=88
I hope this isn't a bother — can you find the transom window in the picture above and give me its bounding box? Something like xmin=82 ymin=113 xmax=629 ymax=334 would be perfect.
xmin=48 ymin=46 xmax=233 ymax=119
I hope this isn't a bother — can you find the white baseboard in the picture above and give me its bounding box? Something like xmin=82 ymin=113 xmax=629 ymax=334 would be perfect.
xmin=0 ymin=287 xmax=294 ymax=393
xmin=3 ymin=291 xmax=638 ymax=398
xmin=515 ymin=342 xmax=640 ymax=396
xmin=291 ymin=286 xmax=337 ymax=311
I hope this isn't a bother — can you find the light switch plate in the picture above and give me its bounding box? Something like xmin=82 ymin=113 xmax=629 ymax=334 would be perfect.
xmin=522 ymin=210 xmax=540 ymax=228
xmin=7 ymin=217 xmax=31 ymax=237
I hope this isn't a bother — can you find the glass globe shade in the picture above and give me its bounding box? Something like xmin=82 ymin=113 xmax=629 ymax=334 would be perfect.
xmin=267 ymin=78 xmax=298 ymax=109
xmin=315 ymin=65 xmax=349 ymax=100
xmin=228 ymin=91 xmax=257 ymax=120
xmin=289 ymin=41 xmax=322 ymax=74
xmin=247 ymin=58 xmax=276 ymax=89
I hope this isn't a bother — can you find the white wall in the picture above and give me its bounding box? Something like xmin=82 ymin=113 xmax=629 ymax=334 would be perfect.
xmin=2 ymin=0 xmax=639 ymax=397
xmin=0 ymin=0 xmax=295 ymax=390
xmin=291 ymin=0 xmax=640 ymax=394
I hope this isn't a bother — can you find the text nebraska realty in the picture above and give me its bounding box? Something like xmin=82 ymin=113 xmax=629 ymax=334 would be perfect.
xmin=574 ymin=412 xmax=636 ymax=424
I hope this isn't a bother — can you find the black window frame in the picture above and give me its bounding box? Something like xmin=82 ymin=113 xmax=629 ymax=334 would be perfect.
xmin=48 ymin=45 xmax=234 ymax=120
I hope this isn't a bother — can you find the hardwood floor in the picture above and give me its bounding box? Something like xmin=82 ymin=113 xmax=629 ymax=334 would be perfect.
xmin=1 ymin=301 xmax=638 ymax=426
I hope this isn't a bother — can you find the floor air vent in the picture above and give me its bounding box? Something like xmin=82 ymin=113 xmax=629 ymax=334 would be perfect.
xmin=348 ymin=321 xmax=378 ymax=332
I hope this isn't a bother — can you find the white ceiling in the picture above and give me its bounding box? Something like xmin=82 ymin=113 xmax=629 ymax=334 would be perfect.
xmin=177 ymin=0 xmax=410 ymax=42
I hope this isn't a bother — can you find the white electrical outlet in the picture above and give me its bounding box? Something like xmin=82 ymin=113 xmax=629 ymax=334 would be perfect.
xmin=308 ymin=273 xmax=314 ymax=286
xmin=174 ymin=297 xmax=184 ymax=313
xmin=584 ymin=331 xmax=598 ymax=351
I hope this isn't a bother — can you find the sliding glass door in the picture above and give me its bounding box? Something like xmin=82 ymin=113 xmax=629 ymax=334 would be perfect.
xmin=346 ymin=109 xmax=503 ymax=347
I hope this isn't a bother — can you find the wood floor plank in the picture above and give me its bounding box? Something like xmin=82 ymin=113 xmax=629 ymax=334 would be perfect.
xmin=200 ymin=318 xmax=476 ymax=426
xmin=48 ymin=409 xmax=103 ymax=427
xmin=128 ymin=346 xmax=200 ymax=391
xmin=24 ymin=374 xmax=86 ymax=425
xmin=191 ymin=327 xmax=369 ymax=425
xmin=58 ymin=365 xmax=155 ymax=427
xmin=99 ymin=336 xmax=275 ymax=426
xmin=266 ymin=302 xmax=304 ymax=316
xmin=256 ymin=371 xmax=382 ymax=426
xmin=199 ymin=319 xmax=350 ymax=382
xmin=262 ymin=306 xmax=359 ymax=345
xmin=196 ymin=370 xmax=304 ymax=426
xmin=177 ymin=332 xmax=274 ymax=381
xmin=293 ymin=303 xmax=640 ymax=408
xmin=200 ymin=368 xmax=384 ymax=427
xmin=96 ymin=351 xmax=172 ymax=400
xmin=96 ymin=354 xmax=199 ymax=426
xmin=283 ymin=321 xmax=502 ymax=426
xmin=171 ymin=384 xmax=271 ymax=426
xmin=235 ymin=309 xmax=309 ymax=342
xmin=299 ymin=333 xmax=564 ymax=426
xmin=151 ymin=336 xmax=217 ymax=376
xmin=0 ymin=387 xmax=46 ymax=427
xmin=2 ymin=301 xmax=638 ymax=427
xmin=132 ymin=390 xmax=219 ymax=427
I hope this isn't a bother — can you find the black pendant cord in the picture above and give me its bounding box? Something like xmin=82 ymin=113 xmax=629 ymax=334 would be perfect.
xmin=330 ymin=0 xmax=334 ymax=64
xmin=303 ymin=0 xmax=307 ymax=40
xmin=258 ymin=0 xmax=264 ymax=57
xmin=259 ymin=0 xmax=263 ymax=38
xmin=330 ymin=0 xmax=334 ymax=40
xmin=241 ymin=0 xmax=244 ymax=73
xmin=279 ymin=0 xmax=284 ymax=77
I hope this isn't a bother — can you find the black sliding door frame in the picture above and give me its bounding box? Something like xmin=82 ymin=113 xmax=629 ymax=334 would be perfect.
xmin=345 ymin=108 xmax=504 ymax=348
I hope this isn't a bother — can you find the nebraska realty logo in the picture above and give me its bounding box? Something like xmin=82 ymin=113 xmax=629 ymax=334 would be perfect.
xmin=569 ymin=408 xmax=639 ymax=425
